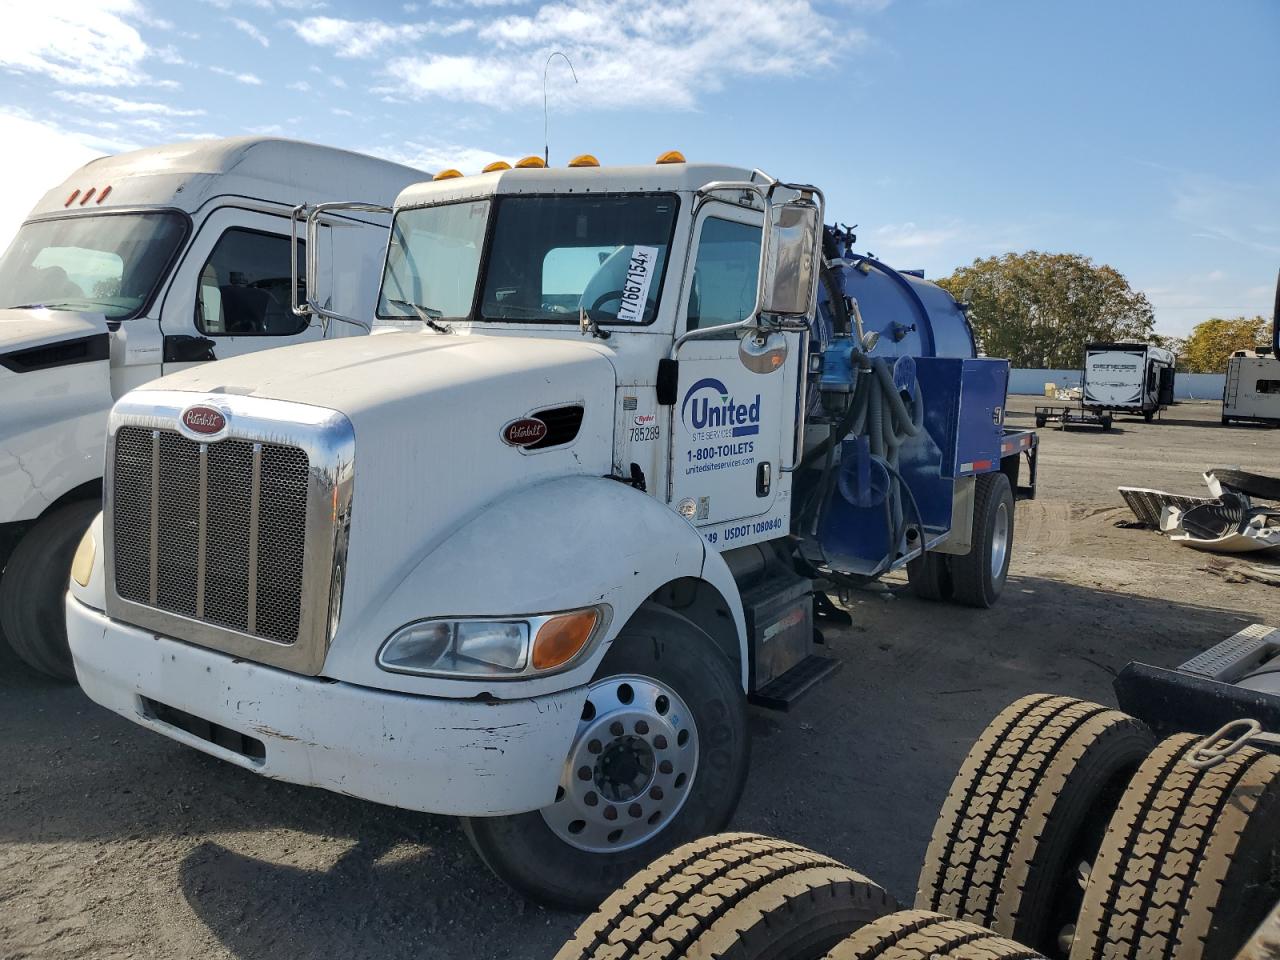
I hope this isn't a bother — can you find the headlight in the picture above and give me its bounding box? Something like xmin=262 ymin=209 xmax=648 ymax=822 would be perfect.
xmin=71 ymin=527 xmax=96 ymax=588
xmin=378 ymin=607 xmax=606 ymax=679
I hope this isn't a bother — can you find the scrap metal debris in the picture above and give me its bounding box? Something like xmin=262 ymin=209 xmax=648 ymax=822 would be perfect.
xmin=1118 ymin=467 xmax=1280 ymax=558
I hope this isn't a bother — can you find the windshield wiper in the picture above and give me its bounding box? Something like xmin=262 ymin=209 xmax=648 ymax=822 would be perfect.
xmin=387 ymin=298 xmax=452 ymax=334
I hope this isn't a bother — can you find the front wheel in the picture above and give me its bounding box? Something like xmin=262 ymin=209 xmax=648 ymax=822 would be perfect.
xmin=0 ymin=499 xmax=100 ymax=680
xmin=461 ymin=605 xmax=749 ymax=910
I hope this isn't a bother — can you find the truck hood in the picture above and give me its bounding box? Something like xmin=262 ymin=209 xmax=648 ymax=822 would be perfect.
xmin=0 ymin=307 xmax=109 ymax=357
xmin=134 ymin=331 xmax=620 ymax=633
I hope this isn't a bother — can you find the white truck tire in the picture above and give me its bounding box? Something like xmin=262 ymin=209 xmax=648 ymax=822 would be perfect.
xmin=1 ymin=499 xmax=100 ymax=680
xmin=461 ymin=604 xmax=749 ymax=910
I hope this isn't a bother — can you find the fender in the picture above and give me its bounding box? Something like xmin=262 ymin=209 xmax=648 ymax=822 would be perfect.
xmin=0 ymin=356 xmax=112 ymax=524
xmin=321 ymin=475 xmax=748 ymax=701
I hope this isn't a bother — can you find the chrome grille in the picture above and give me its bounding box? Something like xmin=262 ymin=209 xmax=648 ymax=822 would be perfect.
xmin=112 ymin=426 xmax=310 ymax=645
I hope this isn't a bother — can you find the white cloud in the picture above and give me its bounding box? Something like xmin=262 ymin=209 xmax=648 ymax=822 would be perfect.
xmin=0 ymin=0 xmax=158 ymax=87
xmin=367 ymin=140 xmax=508 ymax=175
xmin=229 ymin=17 xmax=270 ymax=46
xmin=289 ymin=15 xmax=474 ymax=58
xmin=331 ymin=107 xmax=355 ymax=117
xmin=375 ymin=0 xmax=848 ymax=110
xmin=287 ymin=80 xmax=312 ymax=92
xmin=51 ymin=91 xmax=205 ymax=117
xmin=0 ymin=111 xmax=106 ymax=249
xmin=872 ymin=221 xmax=964 ymax=251
xmin=209 ymin=65 xmax=263 ymax=84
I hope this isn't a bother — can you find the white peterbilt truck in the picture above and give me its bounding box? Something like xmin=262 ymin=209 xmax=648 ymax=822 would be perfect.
xmin=67 ymin=155 xmax=1039 ymax=907
xmin=0 ymin=137 xmax=424 ymax=677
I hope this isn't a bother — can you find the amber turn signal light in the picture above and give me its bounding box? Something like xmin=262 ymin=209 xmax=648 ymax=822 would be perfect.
xmin=531 ymin=609 xmax=599 ymax=670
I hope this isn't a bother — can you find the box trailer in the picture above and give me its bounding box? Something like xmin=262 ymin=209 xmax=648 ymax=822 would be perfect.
xmin=1082 ymin=341 xmax=1176 ymax=421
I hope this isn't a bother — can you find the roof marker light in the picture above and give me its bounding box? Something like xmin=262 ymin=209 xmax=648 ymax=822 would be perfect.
xmin=434 ymin=169 xmax=463 ymax=180
xmin=482 ymin=160 xmax=512 ymax=173
xmin=96 ymin=185 xmax=112 ymax=204
xmin=568 ymin=154 xmax=599 ymax=168
xmin=79 ymin=187 xmax=97 ymax=205
xmin=655 ymin=150 xmax=686 ymax=164
xmin=515 ymin=155 xmax=547 ymax=169
xmin=65 ymin=189 xmax=80 ymax=207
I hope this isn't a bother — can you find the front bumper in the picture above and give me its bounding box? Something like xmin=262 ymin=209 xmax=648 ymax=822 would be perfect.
xmin=68 ymin=597 xmax=582 ymax=816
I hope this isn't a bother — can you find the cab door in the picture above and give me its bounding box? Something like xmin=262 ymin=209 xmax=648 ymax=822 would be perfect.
xmin=160 ymin=208 xmax=327 ymax=373
xmin=666 ymin=203 xmax=801 ymax=536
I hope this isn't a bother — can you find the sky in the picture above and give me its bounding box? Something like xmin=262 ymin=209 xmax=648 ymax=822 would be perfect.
xmin=0 ymin=0 xmax=1276 ymax=337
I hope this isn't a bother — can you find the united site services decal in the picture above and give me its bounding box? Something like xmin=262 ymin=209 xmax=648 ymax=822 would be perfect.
xmin=680 ymin=377 xmax=760 ymax=476
xmin=616 ymin=245 xmax=658 ymax=324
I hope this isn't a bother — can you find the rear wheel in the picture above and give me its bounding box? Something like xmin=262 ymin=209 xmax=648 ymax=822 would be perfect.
xmin=916 ymin=695 xmax=1153 ymax=957
xmin=1143 ymin=409 xmax=1155 ymax=423
xmin=950 ymin=473 xmax=1013 ymax=609
xmin=0 ymin=499 xmax=100 ymax=680
xmin=462 ymin=605 xmax=749 ymax=910
xmin=828 ymin=911 xmax=1044 ymax=960
xmin=907 ymin=551 xmax=952 ymax=602
xmin=1100 ymin=415 xmax=1113 ymax=432
xmin=1070 ymin=733 xmax=1280 ymax=960
xmin=555 ymin=833 xmax=895 ymax=960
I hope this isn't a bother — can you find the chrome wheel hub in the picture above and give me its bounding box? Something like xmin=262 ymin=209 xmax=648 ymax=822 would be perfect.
xmin=540 ymin=674 xmax=698 ymax=853
xmin=991 ymin=501 xmax=1010 ymax=579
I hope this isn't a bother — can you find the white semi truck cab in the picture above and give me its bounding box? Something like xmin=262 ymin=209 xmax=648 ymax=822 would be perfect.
xmin=0 ymin=137 xmax=425 ymax=677
xmin=68 ymin=154 xmax=1038 ymax=907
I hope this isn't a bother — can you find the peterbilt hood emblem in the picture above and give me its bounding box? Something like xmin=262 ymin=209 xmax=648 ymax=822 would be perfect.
xmin=181 ymin=404 xmax=228 ymax=438
xmin=501 ymin=417 xmax=548 ymax=447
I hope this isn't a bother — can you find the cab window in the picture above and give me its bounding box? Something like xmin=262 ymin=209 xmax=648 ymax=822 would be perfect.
xmin=196 ymin=228 xmax=306 ymax=336
xmin=686 ymin=217 xmax=761 ymax=331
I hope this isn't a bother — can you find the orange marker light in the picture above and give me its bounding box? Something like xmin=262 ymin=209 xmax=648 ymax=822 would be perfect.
xmin=531 ymin=609 xmax=599 ymax=671
xmin=655 ymin=150 xmax=686 ymax=164
xmin=568 ymin=154 xmax=599 ymax=168
xmin=514 ymin=155 xmax=546 ymax=169
xmin=434 ymin=169 xmax=463 ymax=180
xmin=79 ymin=187 xmax=96 ymax=205
xmin=482 ymin=160 xmax=512 ymax=173
xmin=96 ymin=184 xmax=112 ymax=203
xmin=65 ymin=189 xmax=80 ymax=207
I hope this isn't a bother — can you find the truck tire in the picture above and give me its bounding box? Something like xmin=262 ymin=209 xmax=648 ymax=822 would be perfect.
xmin=827 ymin=911 xmax=1044 ymax=960
xmin=949 ymin=472 xmax=1013 ymax=609
xmin=555 ymin=833 xmax=895 ymax=960
xmin=0 ymin=498 xmax=99 ymax=680
xmin=916 ymin=695 xmax=1153 ymax=956
xmin=1035 ymin=414 xmax=1047 ymax=429
xmin=1100 ymin=415 xmax=1113 ymax=432
xmin=461 ymin=605 xmax=750 ymax=910
xmin=1143 ymin=409 xmax=1155 ymax=423
xmin=907 ymin=551 xmax=952 ymax=602
xmin=1207 ymin=468 xmax=1280 ymax=503
xmin=1070 ymin=734 xmax=1280 ymax=960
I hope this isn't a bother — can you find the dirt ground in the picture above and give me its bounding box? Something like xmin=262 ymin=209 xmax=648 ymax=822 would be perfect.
xmin=1 ymin=397 xmax=1276 ymax=960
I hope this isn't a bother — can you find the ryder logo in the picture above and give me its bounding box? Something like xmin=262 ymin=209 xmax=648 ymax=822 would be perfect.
xmin=681 ymin=378 xmax=761 ymax=438
xmin=180 ymin=405 xmax=227 ymax=437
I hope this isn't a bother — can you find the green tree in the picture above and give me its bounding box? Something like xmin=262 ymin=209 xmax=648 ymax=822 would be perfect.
xmin=1177 ymin=316 xmax=1270 ymax=373
xmin=937 ymin=252 xmax=1155 ymax=368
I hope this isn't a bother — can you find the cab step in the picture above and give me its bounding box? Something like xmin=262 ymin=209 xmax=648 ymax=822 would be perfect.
xmin=1179 ymin=623 xmax=1280 ymax=682
xmin=748 ymin=654 xmax=842 ymax=711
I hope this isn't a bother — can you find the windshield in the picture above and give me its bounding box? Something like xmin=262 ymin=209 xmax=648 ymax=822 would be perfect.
xmin=0 ymin=212 xmax=187 ymax=320
xmin=377 ymin=193 xmax=679 ymax=326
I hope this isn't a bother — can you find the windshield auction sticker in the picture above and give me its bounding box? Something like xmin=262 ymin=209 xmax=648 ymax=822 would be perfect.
xmin=616 ymin=245 xmax=658 ymax=323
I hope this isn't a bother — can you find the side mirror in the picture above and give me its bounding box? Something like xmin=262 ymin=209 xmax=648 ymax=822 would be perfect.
xmin=758 ymin=198 xmax=821 ymax=322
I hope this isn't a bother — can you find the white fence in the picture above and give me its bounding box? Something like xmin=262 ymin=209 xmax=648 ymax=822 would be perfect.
xmin=1008 ymin=368 xmax=1225 ymax=402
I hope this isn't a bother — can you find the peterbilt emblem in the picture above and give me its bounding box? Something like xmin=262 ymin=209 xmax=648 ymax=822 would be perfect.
xmin=181 ymin=405 xmax=227 ymax=436
xmin=501 ymin=417 xmax=548 ymax=447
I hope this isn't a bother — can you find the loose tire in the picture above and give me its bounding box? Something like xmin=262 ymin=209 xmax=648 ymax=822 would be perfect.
xmin=555 ymin=833 xmax=895 ymax=960
xmin=462 ymin=605 xmax=750 ymax=910
xmin=916 ymin=695 xmax=1153 ymax=957
xmin=1070 ymin=733 xmax=1280 ymax=960
xmin=0 ymin=499 xmax=99 ymax=680
xmin=949 ymin=472 xmax=1013 ymax=609
xmin=1035 ymin=415 xmax=1047 ymax=429
xmin=907 ymin=551 xmax=952 ymax=602
xmin=827 ymin=911 xmax=1044 ymax=960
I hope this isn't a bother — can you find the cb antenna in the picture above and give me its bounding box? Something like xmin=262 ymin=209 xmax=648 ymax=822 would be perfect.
xmin=544 ymin=51 xmax=578 ymax=167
